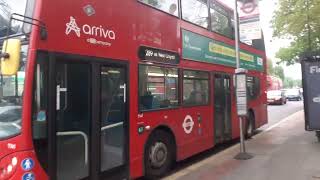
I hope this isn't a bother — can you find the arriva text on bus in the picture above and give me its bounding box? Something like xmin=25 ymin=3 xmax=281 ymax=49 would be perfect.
xmin=82 ymin=24 xmax=116 ymax=40
xmin=66 ymin=16 xmax=116 ymax=40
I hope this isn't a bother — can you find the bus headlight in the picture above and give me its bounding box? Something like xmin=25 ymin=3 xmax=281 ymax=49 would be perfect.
xmin=0 ymin=155 xmax=18 ymax=180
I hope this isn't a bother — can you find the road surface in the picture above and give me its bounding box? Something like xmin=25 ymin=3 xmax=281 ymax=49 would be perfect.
xmin=260 ymin=100 xmax=304 ymax=131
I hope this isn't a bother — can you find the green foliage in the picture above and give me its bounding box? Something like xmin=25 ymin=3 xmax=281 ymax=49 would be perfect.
xmin=273 ymin=65 xmax=285 ymax=81
xmin=267 ymin=58 xmax=274 ymax=74
xmin=284 ymin=77 xmax=302 ymax=88
xmin=275 ymin=43 xmax=301 ymax=65
xmin=272 ymin=0 xmax=320 ymax=64
xmin=268 ymin=59 xmax=301 ymax=87
xmin=267 ymin=59 xmax=285 ymax=82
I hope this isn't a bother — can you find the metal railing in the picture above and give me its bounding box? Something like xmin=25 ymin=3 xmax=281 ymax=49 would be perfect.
xmin=57 ymin=131 xmax=89 ymax=165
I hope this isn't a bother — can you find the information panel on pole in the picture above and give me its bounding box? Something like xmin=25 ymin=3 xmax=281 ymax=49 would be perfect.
xmin=235 ymin=68 xmax=248 ymax=117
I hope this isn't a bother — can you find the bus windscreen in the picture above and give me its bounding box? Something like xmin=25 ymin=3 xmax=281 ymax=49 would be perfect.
xmin=0 ymin=0 xmax=28 ymax=140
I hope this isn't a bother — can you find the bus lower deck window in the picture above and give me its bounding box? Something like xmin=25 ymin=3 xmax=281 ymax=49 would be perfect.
xmin=139 ymin=65 xmax=178 ymax=111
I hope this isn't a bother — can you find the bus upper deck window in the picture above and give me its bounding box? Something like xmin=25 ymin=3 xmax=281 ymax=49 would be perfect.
xmin=182 ymin=0 xmax=209 ymax=28
xmin=139 ymin=0 xmax=179 ymax=17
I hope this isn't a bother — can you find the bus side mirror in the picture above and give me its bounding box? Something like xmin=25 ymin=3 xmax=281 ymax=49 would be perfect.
xmin=0 ymin=39 xmax=21 ymax=75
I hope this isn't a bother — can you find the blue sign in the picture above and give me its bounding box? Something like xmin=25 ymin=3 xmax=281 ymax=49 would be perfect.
xmin=36 ymin=111 xmax=46 ymax=122
xmin=21 ymin=158 xmax=34 ymax=171
xmin=22 ymin=172 xmax=35 ymax=180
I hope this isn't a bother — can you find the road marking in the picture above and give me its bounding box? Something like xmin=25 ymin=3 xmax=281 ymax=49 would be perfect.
xmin=264 ymin=110 xmax=303 ymax=132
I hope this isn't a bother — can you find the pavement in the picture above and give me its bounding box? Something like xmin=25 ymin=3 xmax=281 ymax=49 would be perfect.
xmin=163 ymin=110 xmax=320 ymax=180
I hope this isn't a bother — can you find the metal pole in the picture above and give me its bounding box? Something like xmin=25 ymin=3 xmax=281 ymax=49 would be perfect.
xmin=234 ymin=0 xmax=245 ymax=153
xmin=234 ymin=0 xmax=243 ymax=152
xmin=239 ymin=117 xmax=246 ymax=152
xmin=234 ymin=0 xmax=253 ymax=160
xmin=234 ymin=0 xmax=240 ymax=69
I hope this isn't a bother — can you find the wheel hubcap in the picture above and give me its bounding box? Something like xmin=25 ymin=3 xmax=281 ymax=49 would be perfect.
xmin=149 ymin=142 xmax=168 ymax=168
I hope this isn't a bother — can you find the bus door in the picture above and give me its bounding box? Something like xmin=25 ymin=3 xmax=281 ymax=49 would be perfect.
xmin=46 ymin=58 xmax=128 ymax=180
xmin=54 ymin=62 xmax=91 ymax=180
xmin=99 ymin=65 xmax=128 ymax=179
xmin=213 ymin=73 xmax=232 ymax=144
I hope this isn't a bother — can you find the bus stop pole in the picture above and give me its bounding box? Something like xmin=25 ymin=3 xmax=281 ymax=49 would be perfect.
xmin=234 ymin=0 xmax=240 ymax=70
xmin=239 ymin=116 xmax=246 ymax=153
xmin=234 ymin=0 xmax=253 ymax=160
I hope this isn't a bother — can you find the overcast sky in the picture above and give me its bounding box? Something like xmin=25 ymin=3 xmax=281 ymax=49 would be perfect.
xmin=5 ymin=0 xmax=26 ymax=14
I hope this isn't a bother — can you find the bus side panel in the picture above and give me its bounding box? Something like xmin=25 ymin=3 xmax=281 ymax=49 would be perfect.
xmin=247 ymin=70 xmax=268 ymax=129
xmin=37 ymin=0 xmax=133 ymax=60
xmin=133 ymin=1 xmax=181 ymax=55
xmin=128 ymin=62 xmax=144 ymax=179
xmin=134 ymin=106 xmax=214 ymax=163
xmin=256 ymin=72 xmax=268 ymax=128
xmin=231 ymin=79 xmax=241 ymax=140
xmin=130 ymin=2 xmax=183 ymax=178
xmin=174 ymin=107 xmax=214 ymax=161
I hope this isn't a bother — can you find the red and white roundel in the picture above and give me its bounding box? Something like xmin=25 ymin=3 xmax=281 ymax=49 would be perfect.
xmin=182 ymin=115 xmax=194 ymax=134
xmin=241 ymin=1 xmax=257 ymax=14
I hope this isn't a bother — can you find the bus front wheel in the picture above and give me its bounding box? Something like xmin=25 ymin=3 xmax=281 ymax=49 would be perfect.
xmin=144 ymin=130 xmax=175 ymax=179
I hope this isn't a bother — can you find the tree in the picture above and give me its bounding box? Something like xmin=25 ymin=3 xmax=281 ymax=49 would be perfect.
xmin=284 ymin=77 xmax=294 ymax=88
xmin=267 ymin=58 xmax=274 ymax=75
xmin=284 ymin=77 xmax=302 ymax=88
xmin=272 ymin=0 xmax=320 ymax=65
xmin=273 ymin=66 xmax=285 ymax=81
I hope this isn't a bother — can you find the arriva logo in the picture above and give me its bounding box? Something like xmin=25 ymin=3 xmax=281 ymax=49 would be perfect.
xmin=65 ymin=16 xmax=116 ymax=46
xmin=66 ymin=17 xmax=81 ymax=37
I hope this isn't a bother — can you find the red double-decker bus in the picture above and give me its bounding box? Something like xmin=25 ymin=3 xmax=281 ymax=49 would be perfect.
xmin=0 ymin=0 xmax=267 ymax=179
xmin=267 ymin=75 xmax=283 ymax=91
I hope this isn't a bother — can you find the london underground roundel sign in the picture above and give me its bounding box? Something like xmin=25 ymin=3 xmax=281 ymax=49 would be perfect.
xmin=241 ymin=2 xmax=257 ymax=14
xmin=182 ymin=115 xmax=194 ymax=134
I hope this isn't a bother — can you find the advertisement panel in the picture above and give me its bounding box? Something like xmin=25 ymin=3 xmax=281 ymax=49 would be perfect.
xmin=301 ymin=58 xmax=320 ymax=130
xmin=182 ymin=29 xmax=264 ymax=72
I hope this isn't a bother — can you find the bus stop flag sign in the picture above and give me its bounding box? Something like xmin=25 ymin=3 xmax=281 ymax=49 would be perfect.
xmin=301 ymin=57 xmax=320 ymax=130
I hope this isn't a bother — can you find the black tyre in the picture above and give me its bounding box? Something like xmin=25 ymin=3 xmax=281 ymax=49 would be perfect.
xmin=144 ymin=130 xmax=175 ymax=179
xmin=246 ymin=111 xmax=255 ymax=138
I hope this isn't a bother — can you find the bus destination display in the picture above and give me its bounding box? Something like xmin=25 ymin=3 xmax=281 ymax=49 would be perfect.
xmin=138 ymin=46 xmax=180 ymax=65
